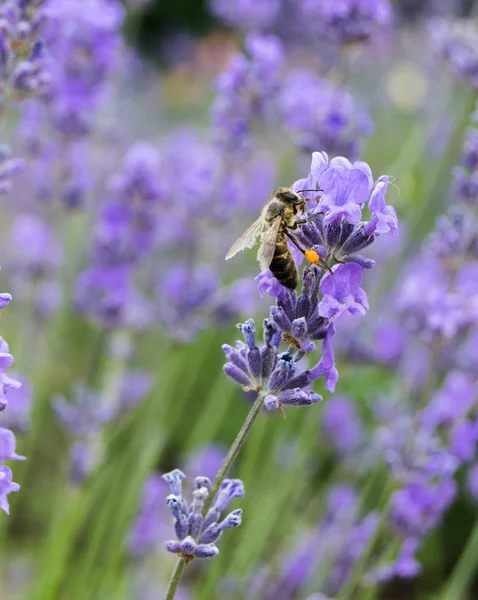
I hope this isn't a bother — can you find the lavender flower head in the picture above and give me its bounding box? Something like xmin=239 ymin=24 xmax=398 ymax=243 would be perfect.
xmin=0 ymin=301 xmax=22 ymax=514
xmin=209 ymin=0 xmax=280 ymax=32
xmin=299 ymin=0 xmax=392 ymax=45
xmin=292 ymin=152 xmax=397 ymax=270
xmin=163 ymin=469 xmax=244 ymax=561
xmin=212 ymin=33 xmax=283 ymax=155
xmin=223 ymin=317 xmax=333 ymax=411
xmin=280 ymin=70 xmax=373 ymax=160
xmin=430 ymin=18 xmax=478 ymax=91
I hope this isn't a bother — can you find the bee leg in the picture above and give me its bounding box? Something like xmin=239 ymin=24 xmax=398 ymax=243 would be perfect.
xmin=295 ymin=212 xmax=324 ymax=226
xmin=286 ymin=231 xmax=333 ymax=274
xmin=285 ymin=231 xmax=307 ymax=254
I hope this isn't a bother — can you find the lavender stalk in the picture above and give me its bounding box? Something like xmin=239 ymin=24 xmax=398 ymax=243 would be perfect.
xmin=164 ymin=393 xmax=263 ymax=599
xmin=162 ymin=150 xmax=398 ymax=599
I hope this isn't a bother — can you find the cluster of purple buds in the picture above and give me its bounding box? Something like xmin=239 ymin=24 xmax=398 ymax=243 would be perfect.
xmin=299 ymin=0 xmax=392 ymax=45
xmin=430 ymin=18 xmax=478 ymax=91
xmin=280 ymin=70 xmax=373 ymax=160
xmin=8 ymin=214 xmax=63 ymax=319
xmin=52 ymin=383 xmax=113 ymax=482
xmin=0 ymin=296 xmax=23 ymax=514
xmin=212 ymin=33 xmax=283 ymax=155
xmin=19 ymin=0 xmax=124 ymax=210
xmin=225 ymin=151 xmax=397 ymax=411
xmin=223 ymin=317 xmax=336 ymax=411
xmin=0 ymin=145 xmax=23 ymax=194
xmin=397 ymin=107 xmax=478 ymax=340
xmin=42 ymin=0 xmax=124 ymax=139
xmin=454 ymin=122 xmax=478 ymax=211
xmin=293 ymin=152 xmax=398 ymax=267
xmin=255 ymin=485 xmax=378 ymax=598
xmin=366 ymin=396 xmax=459 ymax=581
xmin=0 ymin=0 xmax=50 ymax=100
xmin=163 ymin=469 xmax=244 ymax=561
xmin=208 ymin=0 xmax=281 ymax=32
xmin=74 ymin=143 xmax=162 ymax=329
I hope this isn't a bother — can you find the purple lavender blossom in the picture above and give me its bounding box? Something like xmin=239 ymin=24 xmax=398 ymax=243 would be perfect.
xmin=0 ymin=337 xmax=22 ymax=412
xmin=157 ymin=264 xmax=219 ymax=343
xmin=128 ymin=474 xmax=170 ymax=556
xmin=223 ymin=318 xmax=327 ymax=411
xmin=430 ymin=18 xmax=478 ymax=91
xmin=0 ymin=146 xmax=24 ymax=194
xmin=0 ymin=427 xmax=25 ymax=463
xmin=209 ymin=0 xmax=280 ymax=32
xmin=212 ymin=33 xmax=283 ymax=155
xmin=299 ymin=0 xmax=392 ymax=45
xmin=0 ymin=465 xmax=20 ymax=515
xmin=74 ymin=266 xmax=151 ymax=330
xmin=18 ymin=0 xmax=124 ymax=209
xmin=322 ymin=395 xmax=364 ymax=455
xmin=293 ymin=152 xmax=396 ymax=271
xmin=0 ymin=1 xmax=51 ymax=100
xmin=163 ymin=470 xmax=244 ymax=560
xmin=421 ymin=371 xmax=476 ymax=431
xmin=319 ymin=263 xmax=369 ymax=320
xmin=0 ymin=373 xmax=31 ymax=432
xmin=52 ymin=383 xmax=112 ymax=438
xmin=269 ymin=266 xmax=331 ymax=353
xmin=280 ymin=70 xmax=372 ymax=160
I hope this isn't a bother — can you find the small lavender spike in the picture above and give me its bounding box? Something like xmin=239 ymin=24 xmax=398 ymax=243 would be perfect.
xmin=166 ymin=495 xmax=183 ymax=520
xmin=198 ymin=523 xmax=221 ymax=544
xmin=188 ymin=487 xmax=208 ymax=539
xmin=179 ymin=536 xmax=197 ymax=556
xmin=174 ymin=514 xmax=189 ymax=541
xmin=162 ymin=469 xmax=186 ymax=496
xmin=194 ymin=543 xmax=219 ymax=559
xmin=195 ymin=476 xmax=212 ymax=491
xmin=165 ymin=540 xmax=181 ymax=554
xmin=213 ymin=479 xmax=245 ymax=513
xmin=237 ymin=318 xmax=256 ymax=349
xmin=218 ymin=509 xmax=243 ymax=531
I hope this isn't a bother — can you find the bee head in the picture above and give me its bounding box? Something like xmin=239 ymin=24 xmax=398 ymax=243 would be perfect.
xmin=276 ymin=188 xmax=304 ymax=206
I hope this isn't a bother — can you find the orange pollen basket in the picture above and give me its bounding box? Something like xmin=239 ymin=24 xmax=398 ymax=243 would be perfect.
xmin=304 ymin=249 xmax=320 ymax=264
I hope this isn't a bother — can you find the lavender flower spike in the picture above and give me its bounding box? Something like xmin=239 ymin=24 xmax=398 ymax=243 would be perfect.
xmin=164 ymin=470 xmax=244 ymax=561
xmin=162 ymin=469 xmax=187 ymax=497
xmin=223 ymin=318 xmax=330 ymax=411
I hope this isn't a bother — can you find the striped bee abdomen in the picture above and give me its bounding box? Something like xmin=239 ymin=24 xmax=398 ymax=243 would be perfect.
xmin=270 ymin=233 xmax=297 ymax=290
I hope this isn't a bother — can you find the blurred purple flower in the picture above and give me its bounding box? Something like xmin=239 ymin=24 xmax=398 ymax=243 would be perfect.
xmin=0 ymin=373 xmax=31 ymax=432
xmin=430 ymin=18 xmax=478 ymax=91
xmin=322 ymin=396 xmax=364 ymax=455
xmin=280 ymin=70 xmax=372 ymax=160
xmin=128 ymin=474 xmax=169 ymax=556
xmin=163 ymin=470 xmax=243 ymax=560
xmin=299 ymin=0 xmax=392 ymax=45
xmin=52 ymin=383 xmax=112 ymax=438
xmin=0 ymin=465 xmax=20 ymax=515
xmin=319 ymin=263 xmax=369 ymax=320
xmin=209 ymin=0 xmax=280 ymax=31
xmin=184 ymin=445 xmax=226 ymax=483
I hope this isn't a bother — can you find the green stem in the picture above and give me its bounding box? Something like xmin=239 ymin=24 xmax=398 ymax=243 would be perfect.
xmin=204 ymin=392 xmax=265 ymax=514
xmin=164 ymin=392 xmax=266 ymax=600
xmin=165 ymin=559 xmax=186 ymax=600
xmin=440 ymin=518 xmax=478 ymax=600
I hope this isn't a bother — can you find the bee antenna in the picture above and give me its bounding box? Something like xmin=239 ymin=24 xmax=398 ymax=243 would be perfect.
xmin=296 ymin=189 xmax=320 ymax=193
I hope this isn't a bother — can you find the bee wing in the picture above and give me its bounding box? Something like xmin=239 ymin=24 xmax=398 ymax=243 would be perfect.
xmin=225 ymin=216 xmax=265 ymax=260
xmin=258 ymin=215 xmax=282 ymax=272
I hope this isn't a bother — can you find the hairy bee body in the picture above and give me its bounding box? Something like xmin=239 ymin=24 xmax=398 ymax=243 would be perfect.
xmin=263 ymin=194 xmax=301 ymax=289
xmin=225 ymin=187 xmax=306 ymax=290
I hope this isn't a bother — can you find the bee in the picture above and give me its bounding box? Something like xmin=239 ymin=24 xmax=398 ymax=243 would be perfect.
xmin=225 ymin=187 xmax=320 ymax=290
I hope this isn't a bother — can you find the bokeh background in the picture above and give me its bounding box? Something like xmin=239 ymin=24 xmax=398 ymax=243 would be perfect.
xmin=1 ymin=0 xmax=478 ymax=599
